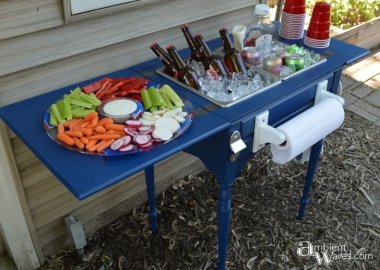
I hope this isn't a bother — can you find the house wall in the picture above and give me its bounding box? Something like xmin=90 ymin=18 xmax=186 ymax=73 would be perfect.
xmin=0 ymin=0 xmax=258 ymax=268
xmin=0 ymin=232 xmax=4 ymax=256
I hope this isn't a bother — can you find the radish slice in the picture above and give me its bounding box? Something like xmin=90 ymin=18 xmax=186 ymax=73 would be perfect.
xmin=125 ymin=120 xmax=142 ymax=128
xmin=139 ymin=126 xmax=153 ymax=134
xmin=152 ymin=127 xmax=173 ymax=141
xmin=152 ymin=137 xmax=163 ymax=142
xmin=122 ymin=135 xmax=132 ymax=146
xmin=139 ymin=141 xmax=153 ymax=148
xmin=110 ymin=138 xmax=126 ymax=150
xmin=154 ymin=117 xmax=180 ymax=133
xmin=119 ymin=144 xmax=135 ymax=152
xmin=135 ymin=134 xmax=152 ymax=145
xmin=124 ymin=127 xmax=139 ymax=137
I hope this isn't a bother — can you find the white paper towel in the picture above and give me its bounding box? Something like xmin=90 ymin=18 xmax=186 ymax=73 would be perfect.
xmin=271 ymin=98 xmax=344 ymax=164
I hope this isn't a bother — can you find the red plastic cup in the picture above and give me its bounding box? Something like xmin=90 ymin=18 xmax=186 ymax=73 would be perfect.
xmin=312 ymin=1 xmax=331 ymax=14
xmin=306 ymin=1 xmax=330 ymax=40
xmin=283 ymin=0 xmax=306 ymax=14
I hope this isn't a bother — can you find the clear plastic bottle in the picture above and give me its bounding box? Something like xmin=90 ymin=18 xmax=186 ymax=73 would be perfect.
xmin=245 ymin=4 xmax=275 ymax=47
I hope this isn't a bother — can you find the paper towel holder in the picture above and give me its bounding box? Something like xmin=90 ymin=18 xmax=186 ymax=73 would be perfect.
xmin=252 ymin=84 xmax=344 ymax=153
xmin=252 ymin=111 xmax=286 ymax=153
xmin=315 ymin=80 xmax=345 ymax=106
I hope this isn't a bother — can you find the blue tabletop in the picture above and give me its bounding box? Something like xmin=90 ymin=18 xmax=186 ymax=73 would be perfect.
xmin=0 ymin=68 xmax=229 ymax=200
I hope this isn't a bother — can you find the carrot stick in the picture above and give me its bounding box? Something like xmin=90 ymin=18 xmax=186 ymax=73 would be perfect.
xmin=84 ymin=112 xmax=98 ymax=122
xmin=105 ymin=123 xmax=124 ymax=132
xmin=88 ymin=134 xmax=121 ymax=140
xmin=97 ymin=118 xmax=113 ymax=126
xmin=85 ymin=139 xmax=98 ymax=151
xmin=97 ymin=139 xmax=115 ymax=152
xmin=80 ymin=136 xmax=89 ymax=144
xmin=58 ymin=123 xmax=65 ymax=134
xmin=87 ymin=140 xmax=107 ymax=152
xmin=86 ymin=115 xmax=99 ymax=129
xmin=80 ymin=128 xmax=93 ymax=136
xmin=63 ymin=119 xmax=76 ymax=128
xmin=80 ymin=121 xmax=90 ymax=128
xmin=64 ymin=130 xmax=83 ymax=137
xmin=57 ymin=133 xmax=75 ymax=146
xmin=73 ymin=137 xmax=85 ymax=150
xmin=95 ymin=125 xmax=107 ymax=134
xmin=70 ymin=120 xmax=85 ymax=131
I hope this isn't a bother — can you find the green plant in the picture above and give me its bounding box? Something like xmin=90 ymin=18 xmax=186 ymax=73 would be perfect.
xmin=306 ymin=0 xmax=380 ymax=28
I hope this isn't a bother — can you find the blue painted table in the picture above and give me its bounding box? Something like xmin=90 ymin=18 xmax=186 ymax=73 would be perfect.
xmin=0 ymin=37 xmax=367 ymax=269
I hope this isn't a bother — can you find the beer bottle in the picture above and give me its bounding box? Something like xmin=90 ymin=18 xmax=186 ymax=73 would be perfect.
xmin=166 ymin=44 xmax=200 ymax=90
xmin=219 ymin=28 xmax=246 ymax=74
xmin=194 ymin=33 xmax=227 ymax=77
xmin=150 ymin=42 xmax=179 ymax=79
xmin=180 ymin=24 xmax=203 ymax=63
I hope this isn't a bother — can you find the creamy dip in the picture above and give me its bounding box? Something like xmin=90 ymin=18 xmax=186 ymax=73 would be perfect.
xmin=103 ymin=99 xmax=137 ymax=116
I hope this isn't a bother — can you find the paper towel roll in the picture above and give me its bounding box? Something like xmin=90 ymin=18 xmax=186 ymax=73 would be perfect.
xmin=271 ymin=98 xmax=344 ymax=164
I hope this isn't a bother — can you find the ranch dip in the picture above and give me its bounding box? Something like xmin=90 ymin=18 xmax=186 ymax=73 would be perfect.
xmin=103 ymin=99 xmax=137 ymax=116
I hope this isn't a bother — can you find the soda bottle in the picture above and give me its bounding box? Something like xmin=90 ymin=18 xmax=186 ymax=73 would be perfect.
xmin=219 ymin=28 xmax=246 ymax=74
xmin=166 ymin=44 xmax=201 ymax=90
xmin=194 ymin=33 xmax=227 ymax=77
xmin=150 ymin=42 xmax=179 ymax=79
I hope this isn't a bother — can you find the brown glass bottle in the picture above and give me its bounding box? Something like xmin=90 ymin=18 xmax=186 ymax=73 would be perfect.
xmin=150 ymin=42 xmax=179 ymax=79
xmin=194 ymin=33 xmax=227 ymax=77
xmin=180 ymin=24 xmax=203 ymax=63
xmin=219 ymin=28 xmax=246 ymax=74
xmin=166 ymin=44 xmax=200 ymax=90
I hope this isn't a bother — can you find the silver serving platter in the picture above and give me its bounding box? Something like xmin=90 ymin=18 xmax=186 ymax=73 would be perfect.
xmin=156 ymin=67 xmax=281 ymax=108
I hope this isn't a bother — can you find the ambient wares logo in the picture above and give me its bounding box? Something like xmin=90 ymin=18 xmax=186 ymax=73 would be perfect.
xmin=297 ymin=241 xmax=374 ymax=266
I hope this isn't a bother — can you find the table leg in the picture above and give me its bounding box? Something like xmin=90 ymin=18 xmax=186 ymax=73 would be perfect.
xmin=298 ymin=139 xmax=324 ymax=220
xmin=217 ymin=184 xmax=232 ymax=270
xmin=144 ymin=165 xmax=158 ymax=234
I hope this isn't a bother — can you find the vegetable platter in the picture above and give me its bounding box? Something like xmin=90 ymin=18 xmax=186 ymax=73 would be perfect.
xmin=43 ymin=77 xmax=194 ymax=156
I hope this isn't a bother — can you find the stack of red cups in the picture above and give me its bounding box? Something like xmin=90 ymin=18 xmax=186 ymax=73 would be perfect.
xmin=304 ymin=2 xmax=331 ymax=48
xmin=279 ymin=0 xmax=306 ymax=40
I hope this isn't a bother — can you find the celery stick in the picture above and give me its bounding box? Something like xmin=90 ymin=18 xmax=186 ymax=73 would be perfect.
xmin=79 ymin=93 xmax=101 ymax=106
xmin=72 ymin=108 xmax=95 ymax=118
xmin=150 ymin=106 xmax=158 ymax=112
xmin=70 ymin=87 xmax=82 ymax=96
xmin=70 ymin=98 xmax=93 ymax=108
xmin=141 ymin=89 xmax=152 ymax=110
xmin=63 ymin=96 xmax=72 ymax=121
xmin=161 ymin=91 xmax=174 ymax=110
xmin=51 ymin=104 xmax=63 ymax=124
xmin=49 ymin=111 xmax=58 ymax=126
xmin=160 ymin=84 xmax=184 ymax=107
xmin=57 ymin=100 xmax=67 ymax=120
xmin=148 ymin=87 xmax=164 ymax=107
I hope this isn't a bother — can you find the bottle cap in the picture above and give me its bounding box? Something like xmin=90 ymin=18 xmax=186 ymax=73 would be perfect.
xmin=166 ymin=44 xmax=174 ymax=50
xmin=254 ymin=4 xmax=270 ymax=16
xmin=180 ymin=24 xmax=189 ymax=29
xmin=150 ymin=42 xmax=158 ymax=48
